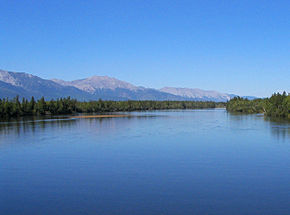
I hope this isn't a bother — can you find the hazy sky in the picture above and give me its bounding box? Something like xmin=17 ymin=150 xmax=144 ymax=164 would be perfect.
xmin=1 ymin=0 xmax=289 ymax=97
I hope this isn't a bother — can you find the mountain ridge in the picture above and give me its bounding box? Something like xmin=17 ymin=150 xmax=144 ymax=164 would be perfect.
xmin=0 ymin=69 xmax=254 ymax=101
xmin=160 ymin=87 xmax=232 ymax=101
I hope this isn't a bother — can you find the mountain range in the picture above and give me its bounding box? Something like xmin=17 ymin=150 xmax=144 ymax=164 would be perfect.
xmin=0 ymin=69 xmax=254 ymax=102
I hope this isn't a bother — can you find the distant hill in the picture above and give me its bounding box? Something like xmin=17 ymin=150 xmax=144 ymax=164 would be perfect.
xmin=0 ymin=69 xmax=255 ymax=101
xmin=52 ymin=76 xmax=183 ymax=100
xmin=0 ymin=70 xmax=93 ymax=100
xmin=0 ymin=80 xmax=31 ymax=99
xmin=52 ymin=76 xmax=139 ymax=92
xmin=160 ymin=87 xmax=233 ymax=102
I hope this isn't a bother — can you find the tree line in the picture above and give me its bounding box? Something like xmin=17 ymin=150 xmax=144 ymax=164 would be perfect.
xmin=226 ymin=92 xmax=290 ymax=119
xmin=0 ymin=96 xmax=225 ymax=119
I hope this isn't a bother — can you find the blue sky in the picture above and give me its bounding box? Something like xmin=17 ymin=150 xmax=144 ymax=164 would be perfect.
xmin=0 ymin=0 xmax=289 ymax=97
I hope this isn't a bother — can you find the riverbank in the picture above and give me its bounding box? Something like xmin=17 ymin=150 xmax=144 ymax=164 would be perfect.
xmin=0 ymin=97 xmax=225 ymax=119
xmin=226 ymin=92 xmax=290 ymax=120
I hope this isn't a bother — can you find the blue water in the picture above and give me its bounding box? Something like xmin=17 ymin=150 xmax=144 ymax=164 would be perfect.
xmin=0 ymin=109 xmax=290 ymax=215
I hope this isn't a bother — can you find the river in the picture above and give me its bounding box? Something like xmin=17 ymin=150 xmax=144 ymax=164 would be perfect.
xmin=1 ymin=109 xmax=289 ymax=214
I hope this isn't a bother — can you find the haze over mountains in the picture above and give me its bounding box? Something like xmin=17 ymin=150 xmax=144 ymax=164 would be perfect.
xmin=0 ymin=69 xmax=253 ymax=101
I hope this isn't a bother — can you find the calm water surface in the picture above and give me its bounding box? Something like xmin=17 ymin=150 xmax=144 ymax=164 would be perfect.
xmin=0 ymin=109 xmax=290 ymax=215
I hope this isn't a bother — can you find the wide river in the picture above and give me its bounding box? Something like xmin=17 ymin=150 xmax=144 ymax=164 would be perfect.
xmin=0 ymin=109 xmax=290 ymax=215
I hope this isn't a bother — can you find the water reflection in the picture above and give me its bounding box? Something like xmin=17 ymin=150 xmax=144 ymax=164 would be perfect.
xmin=265 ymin=118 xmax=290 ymax=141
xmin=0 ymin=112 xmax=289 ymax=144
xmin=0 ymin=117 xmax=76 ymax=137
xmin=0 ymin=114 xmax=158 ymax=144
xmin=227 ymin=112 xmax=290 ymax=142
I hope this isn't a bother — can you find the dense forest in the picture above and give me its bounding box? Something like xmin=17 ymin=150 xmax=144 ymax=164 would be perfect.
xmin=0 ymin=96 xmax=225 ymax=119
xmin=226 ymin=92 xmax=290 ymax=119
xmin=1 ymin=92 xmax=289 ymax=119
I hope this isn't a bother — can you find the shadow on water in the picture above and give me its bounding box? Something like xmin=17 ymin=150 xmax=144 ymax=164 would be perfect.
xmin=0 ymin=113 xmax=159 ymax=139
xmin=264 ymin=117 xmax=290 ymax=141
xmin=227 ymin=112 xmax=290 ymax=142
xmin=0 ymin=116 xmax=76 ymax=137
